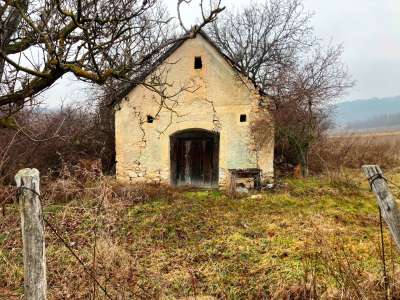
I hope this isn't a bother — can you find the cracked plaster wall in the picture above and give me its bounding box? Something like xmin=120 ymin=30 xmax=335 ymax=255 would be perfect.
xmin=114 ymin=34 xmax=274 ymax=186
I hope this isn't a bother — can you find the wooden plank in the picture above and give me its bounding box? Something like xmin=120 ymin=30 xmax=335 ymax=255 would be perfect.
xmin=227 ymin=171 xmax=237 ymax=197
xmin=15 ymin=168 xmax=47 ymax=300
xmin=362 ymin=165 xmax=400 ymax=249
xmin=184 ymin=140 xmax=191 ymax=185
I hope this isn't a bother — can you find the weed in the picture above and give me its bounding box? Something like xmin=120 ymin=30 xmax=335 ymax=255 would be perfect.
xmin=1 ymin=172 xmax=399 ymax=299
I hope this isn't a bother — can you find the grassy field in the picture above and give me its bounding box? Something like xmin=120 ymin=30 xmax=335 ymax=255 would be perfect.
xmin=2 ymin=172 xmax=400 ymax=299
xmin=331 ymin=130 xmax=400 ymax=138
xmin=311 ymin=131 xmax=400 ymax=173
xmin=329 ymin=130 xmax=400 ymax=146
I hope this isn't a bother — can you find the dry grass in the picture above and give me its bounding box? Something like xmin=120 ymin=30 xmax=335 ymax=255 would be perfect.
xmin=310 ymin=131 xmax=400 ymax=174
xmin=2 ymin=170 xmax=400 ymax=299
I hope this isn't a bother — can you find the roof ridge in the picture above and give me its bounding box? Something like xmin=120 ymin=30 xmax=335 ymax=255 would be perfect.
xmin=111 ymin=30 xmax=262 ymax=107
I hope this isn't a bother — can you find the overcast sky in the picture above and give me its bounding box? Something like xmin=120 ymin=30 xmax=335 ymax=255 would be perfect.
xmin=43 ymin=0 xmax=400 ymax=107
xmin=304 ymin=0 xmax=400 ymax=101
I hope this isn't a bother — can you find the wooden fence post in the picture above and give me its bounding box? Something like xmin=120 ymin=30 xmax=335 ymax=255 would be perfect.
xmin=362 ymin=165 xmax=400 ymax=250
xmin=227 ymin=171 xmax=237 ymax=197
xmin=15 ymin=168 xmax=47 ymax=300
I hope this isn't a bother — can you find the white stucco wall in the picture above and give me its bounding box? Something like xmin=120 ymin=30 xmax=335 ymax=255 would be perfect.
xmin=114 ymin=33 xmax=274 ymax=186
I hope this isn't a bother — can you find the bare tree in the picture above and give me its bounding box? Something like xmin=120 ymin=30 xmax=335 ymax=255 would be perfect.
xmin=207 ymin=0 xmax=354 ymax=175
xmin=0 ymin=0 xmax=224 ymax=116
xmin=207 ymin=0 xmax=314 ymax=95
xmin=272 ymin=44 xmax=353 ymax=175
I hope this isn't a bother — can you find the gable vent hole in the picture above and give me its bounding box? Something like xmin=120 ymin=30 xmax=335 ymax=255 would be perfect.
xmin=147 ymin=115 xmax=154 ymax=123
xmin=240 ymin=114 xmax=247 ymax=122
xmin=194 ymin=56 xmax=202 ymax=69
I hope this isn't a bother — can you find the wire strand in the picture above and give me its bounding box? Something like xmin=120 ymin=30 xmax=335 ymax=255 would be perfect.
xmin=379 ymin=208 xmax=389 ymax=300
xmin=16 ymin=186 xmax=114 ymax=300
xmin=43 ymin=216 xmax=115 ymax=300
xmin=386 ymin=178 xmax=400 ymax=193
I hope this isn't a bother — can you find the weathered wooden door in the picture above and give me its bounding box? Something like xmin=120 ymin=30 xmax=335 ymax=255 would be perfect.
xmin=170 ymin=130 xmax=219 ymax=188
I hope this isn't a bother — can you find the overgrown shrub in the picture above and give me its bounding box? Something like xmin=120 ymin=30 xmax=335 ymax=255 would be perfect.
xmin=0 ymin=100 xmax=115 ymax=184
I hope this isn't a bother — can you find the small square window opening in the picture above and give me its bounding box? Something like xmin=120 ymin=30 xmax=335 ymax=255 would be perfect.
xmin=240 ymin=114 xmax=247 ymax=122
xmin=194 ymin=56 xmax=202 ymax=69
xmin=147 ymin=115 xmax=154 ymax=123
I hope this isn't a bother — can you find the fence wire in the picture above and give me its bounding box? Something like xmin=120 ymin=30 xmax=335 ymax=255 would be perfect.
xmin=16 ymin=186 xmax=115 ymax=300
xmin=43 ymin=216 xmax=114 ymax=300
xmin=367 ymin=172 xmax=400 ymax=300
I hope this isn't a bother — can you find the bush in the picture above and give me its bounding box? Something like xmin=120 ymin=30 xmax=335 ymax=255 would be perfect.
xmin=0 ymin=100 xmax=115 ymax=184
xmin=308 ymin=132 xmax=400 ymax=174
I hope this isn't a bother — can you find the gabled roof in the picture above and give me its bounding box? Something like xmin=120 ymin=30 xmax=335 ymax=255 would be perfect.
xmin=111 ymin=30 xmax=262 ymax=107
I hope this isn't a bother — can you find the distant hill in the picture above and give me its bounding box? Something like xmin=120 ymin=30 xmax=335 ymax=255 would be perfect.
xmin=334 ymin=95 xmax=400 ymax=130
xmin=346 ymin=112 xmax=400 ymax=131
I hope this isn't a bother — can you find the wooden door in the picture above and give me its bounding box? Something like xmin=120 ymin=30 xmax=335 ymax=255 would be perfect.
xmin=175 ymin=137 xmax=215 ymax=187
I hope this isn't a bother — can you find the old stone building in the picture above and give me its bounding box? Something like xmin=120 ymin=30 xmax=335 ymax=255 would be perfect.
xmin=112 ymin=31 xmax=274 ymax=188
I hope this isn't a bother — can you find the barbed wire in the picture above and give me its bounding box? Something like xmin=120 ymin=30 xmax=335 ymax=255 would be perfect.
xmin=43 ymin=216 xmax=115 ymax=300
xmin=378 ymin=207 xmax=389 ymax=300
xmin=16 ymin=185 xmax=115 ymax=300
xmin=366 ymin=172 xmax=399 ymax=300
xmin=367 ymin=173 xmax=400 ymax=193
xmin=15 ymin=184 xmax=153 ymax=299
xmin=386 ymin=177 xmax=400 ymax=193
xmin=15 ymin=171 xmax=400 ymax=299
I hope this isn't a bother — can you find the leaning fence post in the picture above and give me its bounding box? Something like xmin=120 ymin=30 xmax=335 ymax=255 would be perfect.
xmin=15 ymin=168 xmax=47 ymax=300
xmin=362 ymin=165 xmax=400 ymax=250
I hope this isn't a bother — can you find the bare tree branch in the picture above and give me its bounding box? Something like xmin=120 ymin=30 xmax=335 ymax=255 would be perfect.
xmin=0 ymin=0 xmax=224 ymax=115
xmin=207 ymin=0 xmax=354 ymax=175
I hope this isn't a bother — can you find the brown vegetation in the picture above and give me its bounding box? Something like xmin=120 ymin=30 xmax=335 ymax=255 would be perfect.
xmin=1 ymin=0 xmax=399 ymax=298
xmin=207 ymin=0 xmax=353 ymax=175
xmin=0 ymin=101 xmax=114 ymax=184
xmin=308 ymin=132 xmax=400 ymax=174
xmin=1 ymin=167 xmax=400 ymax=299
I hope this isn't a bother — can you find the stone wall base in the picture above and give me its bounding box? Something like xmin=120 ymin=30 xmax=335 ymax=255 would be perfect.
xmin=117 ymin=167 xmax=274 ymax=190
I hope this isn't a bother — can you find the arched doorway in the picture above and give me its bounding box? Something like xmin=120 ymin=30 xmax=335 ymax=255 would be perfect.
xmin=170 ymin=129 xmax=219 ymax=188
